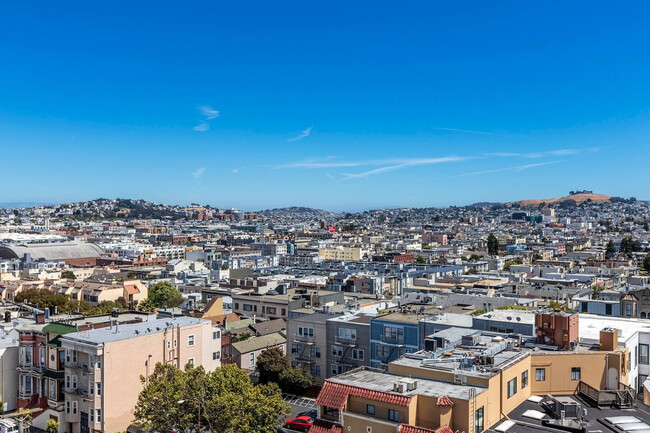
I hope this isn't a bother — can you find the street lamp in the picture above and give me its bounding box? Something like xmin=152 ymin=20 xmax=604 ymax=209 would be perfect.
xmin=178 ymin=399 xmax=201 ymax=433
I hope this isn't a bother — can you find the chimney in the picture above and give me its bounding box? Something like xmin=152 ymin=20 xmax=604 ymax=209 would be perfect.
xmin=600 ymin=328 xmax=618 ymax=351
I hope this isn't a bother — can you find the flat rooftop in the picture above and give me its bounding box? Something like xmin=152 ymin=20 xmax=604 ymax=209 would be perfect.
xmin=495 ymin=395 xmax=650 ymax=433
xmin=329 ymin=367 xmax=486 ymax=400
xmin=60 ymin=316 xmax=203 ymax=345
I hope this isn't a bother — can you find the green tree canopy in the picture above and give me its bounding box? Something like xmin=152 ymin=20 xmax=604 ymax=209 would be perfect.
xmin=415 ymin=255 xmax=426 ymax=264
xmin=255 ymin=347 xmax=289 ymax=384
xmin=15 ymin=288 xmax=90 ymax=313
xmin=605 ymin=240 xmax=616 ymax=258
xmin=147 ymin=281 xmax=184 ymax=308
xmin=134 ymin=363 xmax=290 ymax=433
xmin=279 ymin=367 xmax=313 ymax=395
xmin=60 ymin=270 xmax=76 ymax=279
xmin=487 ymin=233 xmax=499 ymax=256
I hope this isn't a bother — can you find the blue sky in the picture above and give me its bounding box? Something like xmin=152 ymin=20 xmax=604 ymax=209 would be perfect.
xmin=1 ymin=1 xmax=649 ymax=211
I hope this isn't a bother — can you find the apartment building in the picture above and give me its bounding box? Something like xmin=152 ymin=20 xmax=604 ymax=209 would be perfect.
xmin=326 ymin=313 xmax=371 ymax=377
xmin=318 ymin=247 xmax=362 ymax=262
xmin=288 ymin=313 xmax=329 ymax=383
xmin=315 ymin=330 xmax=631 ymax=433
xmin=59 ymin=317 xmax=221 ymax=433
xmin=370 ymin=312 xmax=421 ymax=370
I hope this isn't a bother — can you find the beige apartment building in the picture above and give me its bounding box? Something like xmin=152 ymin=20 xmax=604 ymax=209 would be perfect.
xmin=318 ymin=247 xmax=362 ymax=261
xmin=315 ymin=330 xmax=631 ymax=433
xmin=59 ymin=316 xmax=221 ymax=433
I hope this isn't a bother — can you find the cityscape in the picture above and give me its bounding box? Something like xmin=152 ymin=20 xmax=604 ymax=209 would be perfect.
xmin=3 ymin=2 xmax=650 ymax=433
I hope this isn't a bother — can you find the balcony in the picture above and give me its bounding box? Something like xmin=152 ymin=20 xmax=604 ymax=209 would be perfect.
xmin=380 ymin=335 xmax=405 ymax=345
xmin=63 ymin=387 xmax=91 ymax=399
xmin=18 ymin=363 xmax=44 ymax=374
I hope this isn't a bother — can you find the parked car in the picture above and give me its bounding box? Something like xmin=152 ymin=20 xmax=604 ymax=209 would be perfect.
xmin=297 ymin=409 xmax=318 ymax=419
xmin=284 ymin=415 xmax=314 ymax=432
xmin=0 ymin=419 xmax=18 ymax=433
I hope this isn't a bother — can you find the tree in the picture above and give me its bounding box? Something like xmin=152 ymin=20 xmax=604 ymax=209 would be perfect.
xmin=504 ymin=258 xmax=523 ymax=271
xmin=60 ymin=270 xmax=76 ymax=280
xmin=279 ymin=367 xmax=313 ymax=395
xmin=45 ymin=419 xmax=60 ymax=433
xmin=605 ymin=241 xmax=616 ymax=259
xmin=620 ymin=237 xmax=641 ymax=256
xmin=134 ymin=363 xmax=290 ymax=433
xmin=137 ymin=298 xmax=157 ymax=312
xmin=415 ymin=255 xmax=426 ymax=264
xmin=469 ymin=254 xmax=481 ymax=262
xmin=148 ymin=281 xmax=184 ymax=308
xmin=487 ymin=233 xmax=499 ymax=256
xmin=255 ymin=347 xmax=289 ymax=384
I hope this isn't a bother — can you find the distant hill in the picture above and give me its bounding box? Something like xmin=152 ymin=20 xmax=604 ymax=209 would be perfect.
xmin=512 ymin=192 xmax=613 ymax=207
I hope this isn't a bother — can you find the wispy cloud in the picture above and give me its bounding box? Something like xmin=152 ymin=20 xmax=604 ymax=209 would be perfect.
xmin=193 ymin=105 xmax=219 ymax=132
xmin=487 ymin=147 xmax=601 ymax=159
xmin=193 ymin=167 xmax=206 ymax=178
xmin=193 ymin=122 xmax=210 ymax=132
xmin=342 ymin=156 xmax=472 ymax=180
xmin=289 ymin=127 xmax=313 ymax=142
xmin=434 ymin=127 xmax=497 ymax=136
xmin=451 ymin=160 xmax=563 ymax=178
xmin=198 ymin=105 xmax=220 ymax=120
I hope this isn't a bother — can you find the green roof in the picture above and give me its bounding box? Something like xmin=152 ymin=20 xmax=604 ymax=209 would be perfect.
xmin=43 ymin=323 xmax=77 ymax=335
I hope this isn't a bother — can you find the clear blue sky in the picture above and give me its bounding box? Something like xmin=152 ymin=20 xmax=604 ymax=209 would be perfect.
xmin=1 ymin=1 xmax=649 ymax=211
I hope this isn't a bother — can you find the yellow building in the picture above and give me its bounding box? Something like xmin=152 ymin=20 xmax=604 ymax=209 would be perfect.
xmin=318 ymin=247 xmax=362 ymax=261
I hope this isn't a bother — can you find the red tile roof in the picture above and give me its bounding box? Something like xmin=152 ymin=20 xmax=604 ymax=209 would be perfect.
xmin=308 ymin=420 xmax=342 ymax=433
xmin=316 ymin=381 xmax=412 ymax=410
xmin=124 ymin=284 xmax=140 ymax=295
xmin=436 ymin=395 xmax=455 ymax=407
xmin=399 ymin=425 xmax=453 ymax=433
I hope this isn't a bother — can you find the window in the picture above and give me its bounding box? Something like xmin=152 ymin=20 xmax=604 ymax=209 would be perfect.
xmin=388 ymin=409 xmax=400 ymax=422
xmin=352 ymin=349 xmax=364 ymax=361
xmin=310 ymin=347 xmax=321 ymax=358
xmin=571 ymin=367 xmax=581 ymax=381
xmin=89 ymin=381 xmax=94 ymax=395
xmin=187 ymin=358 xmax=195 ymax=366
xmin=72 ymin=401 xmax=77 ymax=415
xmin=507 ymin=377 xmax=517 ymax=398
xmin=281 ymin=309 xmax=286 ymax=316
xmin=213 ymin=351 xmax=220 ymax=360
xmin=521 ymin=370 xmax=528 ymax=388
xmin=188 ymin=335 xmax=195 ymax=347
xmin=90 ymin=408 xmax=94 ymax=422
xmin=267 ymin=307 xmax=277 ymax=315
xmin=65 ymin=374 xmax=70 ymax=389
xmin=581 ymin=303 xmax=588 ymax=313
xmin=331 ymin=345 xmax=343 ymax=357
xmin=640 ymin=344 xmax=649 ymax=365
xmin=475 ymin=407 xmax=484 ymax=433
xmin=626 ymin=304 xmax=633 ymax=316
xmin=39 ymin=346 xmax=45 ymax=367
xmin=291 ymin=343 xmax=298 ymax=354
xmin=338 ymin=328 xmax=357 ymax=340
xmin=310 ymin=364 xmax=321 ymax=377
xmin=243 ymin=304 xmax=253 ymax=312
xmin=89 ymin=355 xmax=95 ymax=368
xmin=298 ymin=327 xmax=314 ymax=338
xmin=249 ymin=353 xmax=255 ymax=367
xmin=213 ymin=331 xmax=220 ymax=340
xmin=606 ymin=304 xmax=613 ymax=315
xmin=383 ymin=326 xmax=404 ymax=342
xmin=72 ymin=375 xmax=78 ymax=389
xmin=49 ymin=379 xmax=56 ymax=400
xmin=20 ymin=346 xmax=33 ymax=365
xmin=639 ymin=375 xmax=648 ymax=393
xmin=96 ymin=356 xmax=102 ymax=369
xmin=375 ymin=345 xmax=391 ymax=358
xmin=96 ymin=382 xmax=102 ymax=396
xmin=66 ymin=400 xmax=70 ymax=414
xmin=96 ymin=409 xmax=102 ymax=422
xmin=367 ymin=404 xmax=375 ymax=415
xmin=331 ymin=363 xmax=343 ymax=375
xmin=536 ymin=368 xmax=546 ymax=381
xmin=635 ymin=346 xmax=638 ymax=367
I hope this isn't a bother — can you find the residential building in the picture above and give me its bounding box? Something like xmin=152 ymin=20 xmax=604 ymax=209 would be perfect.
xmin=288 ymin=313 xmax=329 ymax=383
xmin=326 ymin=313 xmax=371 ymax=377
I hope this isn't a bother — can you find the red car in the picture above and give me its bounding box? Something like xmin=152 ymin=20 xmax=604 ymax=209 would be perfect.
xmin=284 ymin=415 xmax=314 ymax=432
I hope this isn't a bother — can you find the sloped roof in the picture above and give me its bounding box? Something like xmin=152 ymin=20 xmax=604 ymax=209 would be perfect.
xmin=308 ymin=420 xmax=342 ymax=433
xmin=231 ymin=332 xmax=285 ymax=354
xmin=436 ymin=395 xmax=454 ymax=407
xmin=316 ymin=381 xmax=411 ymax=410
xmin=399 ymin=426 xmax=453 ymax=433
